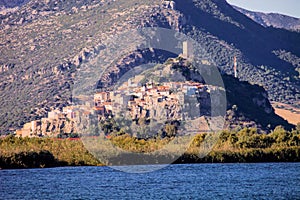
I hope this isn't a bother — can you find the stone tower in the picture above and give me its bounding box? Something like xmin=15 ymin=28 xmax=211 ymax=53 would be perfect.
xmin=182 ymin=41 xmax=193 ymax=60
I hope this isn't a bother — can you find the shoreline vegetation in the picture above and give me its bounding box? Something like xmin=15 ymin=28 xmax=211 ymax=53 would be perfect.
xmin=1 ymin=126 xmax=300 ymax=169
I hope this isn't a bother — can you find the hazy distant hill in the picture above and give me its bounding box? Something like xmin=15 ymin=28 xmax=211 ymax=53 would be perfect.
xmin=232 ymin=5 xmax=300 ymax=32
xmin=0 ymin=0 xmax=299 ymax=133
xmin=0 ymin=0 xmax=29 ymax=8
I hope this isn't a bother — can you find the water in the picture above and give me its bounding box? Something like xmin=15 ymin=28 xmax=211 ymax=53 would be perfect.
xmin=1 ymin=163 xmax=300 ymax=199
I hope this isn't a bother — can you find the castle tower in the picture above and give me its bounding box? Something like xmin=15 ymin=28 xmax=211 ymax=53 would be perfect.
xmin=233 ymin=56 xmax=237 ymax=78
xmin=182 ymin=41 xmax=193 ymax=60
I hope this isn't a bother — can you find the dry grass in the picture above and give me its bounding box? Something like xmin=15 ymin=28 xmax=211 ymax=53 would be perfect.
xmin=272 ymin=102 xmax=300 ymax=125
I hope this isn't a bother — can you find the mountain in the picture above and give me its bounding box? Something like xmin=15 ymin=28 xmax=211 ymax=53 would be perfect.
xmin=0 ymin=0 xmax=299 ymax=134
xmin=232 ymin=5 xmax=300 ymax=32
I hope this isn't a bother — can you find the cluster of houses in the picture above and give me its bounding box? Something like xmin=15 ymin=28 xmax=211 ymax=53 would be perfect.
xmin=16 ymin=73 xmax=213 ymax=138
xmin=16 ymin=106 xmax=78 ymax=137
xmin=93 ymin=77 xmax=210 ymax=123
xmin=15 ymin=41 xmax=219 ymax=137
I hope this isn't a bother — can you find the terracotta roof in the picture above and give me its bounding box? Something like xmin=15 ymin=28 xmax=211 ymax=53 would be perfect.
xmin=83 ymin=111 xmax=91 ymax=115
xmin=94 ymin=106 xmax=105 ymax=111
xmin=95 ymin=92 xmax=109 ymax=94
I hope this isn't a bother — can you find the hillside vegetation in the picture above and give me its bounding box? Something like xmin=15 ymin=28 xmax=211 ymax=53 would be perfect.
xmin=1 ymin=126 xmax=300 ymax=168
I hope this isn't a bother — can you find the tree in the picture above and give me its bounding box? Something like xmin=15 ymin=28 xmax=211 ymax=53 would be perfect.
xmin=165 ymin=124 xmax=176 ymax=138
xmin=138 ymin=118 xmax=146 ymax=126
xmin=297 ymin=122 xmax=300 ymax=132
xmin=272 ymin=125 xmax=290 ymax=143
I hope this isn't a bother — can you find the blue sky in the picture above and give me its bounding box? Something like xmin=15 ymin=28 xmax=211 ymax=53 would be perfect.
xmin=226 ymin=0 xmax=300 ymax=18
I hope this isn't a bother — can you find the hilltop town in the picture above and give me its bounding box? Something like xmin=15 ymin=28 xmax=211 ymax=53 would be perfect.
xmin=16 ymin=41 xmax=216 ymax=138
xmin=16 ymin=44 xmax=224 ymax=138
xmin=16 ymin=76 xmax=215 ymax=138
